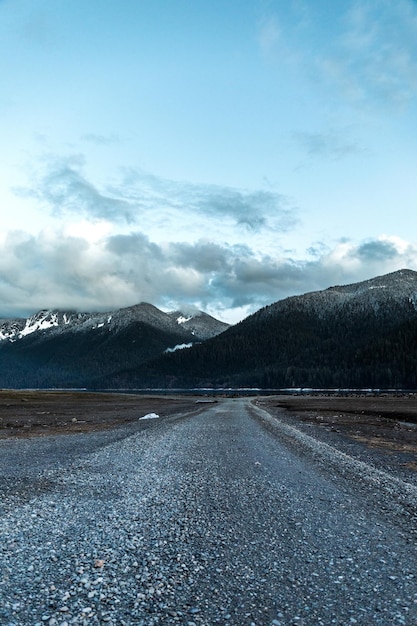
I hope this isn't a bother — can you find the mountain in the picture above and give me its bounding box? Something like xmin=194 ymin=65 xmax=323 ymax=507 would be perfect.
xmin=166 ymin=310 xmax=230 ymax=341
xmin=111 ymin=269 xmax=417 ymax=390
xmin=0 ymin=304 xmax=229 ymax=388
xmin=3 ymin=269 xmax=417 ymax=390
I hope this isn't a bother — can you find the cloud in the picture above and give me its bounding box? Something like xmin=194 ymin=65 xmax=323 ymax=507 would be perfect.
xmin=168 ymin=240 xmax=234 ymax=273
xmin=293 ymin=129 xmax=363 ymax=160
xmin=0 ymin=229 xmax=295 ymax=319
xmin=318 ymin=236 xmax=417 ymax=282
xmin=356 ymin=239 xmax=398 ymax=262
xmin=115 ymin=168 xmax=298 ymax=234
xmin=1 ymin=225 xmax=416 ymax=324
xmin=14 ymin=157 xmax=299 ymax=238
xmin=14 ymin=156 xmax=136 ymax=223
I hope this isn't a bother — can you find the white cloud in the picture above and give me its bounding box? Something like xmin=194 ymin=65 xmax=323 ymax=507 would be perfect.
xmin=64 ymin=219 xmax=114 ymax=243
xmin=0 ymin=225 xmax=416 ymax=324
xmin=14 ymin=156 xmax=136 ymax=223
xmin=13 ymin=156 xmax=300 ymax=253
xmin=113 ymin=167 xmax=298 ymax=235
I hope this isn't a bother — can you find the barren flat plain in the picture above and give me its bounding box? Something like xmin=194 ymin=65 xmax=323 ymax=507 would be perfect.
xmin=0 ymin=391 xmax=200 ymax=438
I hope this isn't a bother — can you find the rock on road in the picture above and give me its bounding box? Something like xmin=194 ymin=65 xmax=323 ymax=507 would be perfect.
xmin=1 ymin=398 xmax=417 ymax=625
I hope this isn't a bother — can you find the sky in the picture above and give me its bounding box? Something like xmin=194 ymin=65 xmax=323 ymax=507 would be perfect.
xmin=1 ymin=0 xmax=416 ymax=323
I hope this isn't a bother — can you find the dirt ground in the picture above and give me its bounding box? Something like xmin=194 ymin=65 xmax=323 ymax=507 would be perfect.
xmin=0 ymin=390 xmax=201 ymax=439
xmin=260 ymin=394 xmax=417 ymax=471
xmin=1 ymin=391 xmax=417 ymax=473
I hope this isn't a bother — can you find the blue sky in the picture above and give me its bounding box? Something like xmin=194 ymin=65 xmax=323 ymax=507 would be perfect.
xmin=1 ymin=0 xmax=416 ymax=322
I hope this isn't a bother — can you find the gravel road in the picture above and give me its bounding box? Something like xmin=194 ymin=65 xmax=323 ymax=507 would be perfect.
xmin=1 ymin=398 xmax=417 ymax=625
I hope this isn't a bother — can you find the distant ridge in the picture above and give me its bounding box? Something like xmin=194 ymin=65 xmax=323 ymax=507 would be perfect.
xmin=0 ymin=303 xmax=229 ymax=388
xmin=3 ymin=270 xmax=417 ymax=390
xmin=0 ymin=303 xmax=229 ymax=343
xmin=112 ymin=269 xmax=417 ymax=390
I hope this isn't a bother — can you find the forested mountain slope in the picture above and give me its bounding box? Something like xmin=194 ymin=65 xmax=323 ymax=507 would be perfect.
xmin=0 ymin=304 xmax=229 ymax=388
xmin=105 ymin=269 xmax=417 ymax=389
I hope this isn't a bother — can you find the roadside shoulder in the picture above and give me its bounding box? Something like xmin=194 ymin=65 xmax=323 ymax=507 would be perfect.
xmin=249 ymin=399 xmax=417 ymax=536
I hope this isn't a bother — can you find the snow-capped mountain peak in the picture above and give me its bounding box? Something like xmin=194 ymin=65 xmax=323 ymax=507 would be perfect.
xmin=0 ymin=303 xmax=229 ymax=344
xmin=19 ymin=310 xmax=60 ymax=338
xmin=0 ymin=303 xmax=230 ymax=388
xmin=167 ymin=310 xmax=229 ymax=340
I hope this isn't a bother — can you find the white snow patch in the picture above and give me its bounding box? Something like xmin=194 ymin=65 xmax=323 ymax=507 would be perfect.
xmin=165 ymin=342 xmax=193 ymax=353
xmin=176 ymin=315 xmax=192 ymax=324
xmin=139 ymin=413 xmax=160 ymax=420
xmin=97 ymin=322 xmax=105 ymax=328
xmin=19 ymin=313 xmax=59 ymax=338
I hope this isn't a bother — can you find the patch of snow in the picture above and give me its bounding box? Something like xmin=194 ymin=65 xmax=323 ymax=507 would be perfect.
xmin=19 ymin=312 xmax=59 ymax=338
xmin=97 ymin=323 xmax=105 ymax=328
xmin=164 ymin=342 xmax=193 ymax=353
xmin=369 ymin=285 xmax=386 ymax=289
xmin=107 ymin=316 xmax=112 ymax=323
xmin=139 ymin=413 xmax=160 ymax=420
xmin=176 ymin=315 xmax=192 ymax=324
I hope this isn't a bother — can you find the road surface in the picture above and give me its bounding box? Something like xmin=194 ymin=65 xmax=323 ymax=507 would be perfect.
xmin=1 ymin=398 xmax=416 ymax=625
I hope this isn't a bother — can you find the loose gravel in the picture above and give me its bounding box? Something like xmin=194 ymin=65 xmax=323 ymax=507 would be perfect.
xmin=250 ymin=402 xmax=417 ymax=529
xmin=1 ymin=398 xmax=417 ymax=625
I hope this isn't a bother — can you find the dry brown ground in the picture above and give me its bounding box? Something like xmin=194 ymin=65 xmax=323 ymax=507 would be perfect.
xmin=0 ymin=390 xmax=201 ymax=438
xmin=2 ymin=391 xmax=417 ymax=472
xmin=260 ymin=394 xmax=417 ymax=470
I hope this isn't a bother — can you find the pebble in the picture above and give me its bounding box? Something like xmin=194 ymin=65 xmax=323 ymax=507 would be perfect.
xmin=1 ymin=399 xmax=417 ymax=625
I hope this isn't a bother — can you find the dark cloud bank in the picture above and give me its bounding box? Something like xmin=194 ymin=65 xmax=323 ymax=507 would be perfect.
xmin=0 ymin=227 xmax=414 ymax=321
